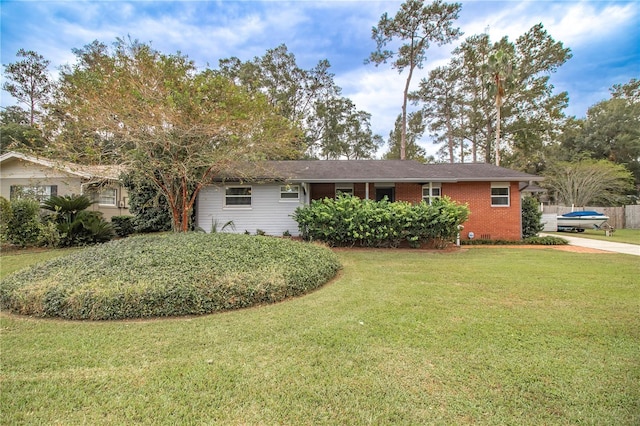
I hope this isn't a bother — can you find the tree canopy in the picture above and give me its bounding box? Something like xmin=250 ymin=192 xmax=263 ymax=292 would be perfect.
xmin=558 ymin=78 xmax=640 ymax=186
xmin=542 ymin=159 xmax=635 ymax=206
xmin=414 ymin=25 xmax=571 ymax=167
xmin=47 ymin=38 xmax=302 ymax=231
xmin=2 ymin=49 xmax=52 ymax=126
xmin=218 ymin=44 xmax=381 ymax=159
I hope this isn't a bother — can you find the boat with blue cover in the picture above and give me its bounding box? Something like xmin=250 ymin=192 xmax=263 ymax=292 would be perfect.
xmin=556 ymin=211 xmax=609 ymax=232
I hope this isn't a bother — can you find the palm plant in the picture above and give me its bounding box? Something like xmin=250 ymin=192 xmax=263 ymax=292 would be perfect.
xmin=42 ymin=194 xmax=113 ymax=246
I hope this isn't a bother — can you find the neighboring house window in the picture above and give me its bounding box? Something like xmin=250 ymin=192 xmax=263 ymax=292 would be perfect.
xmin=225 ymin=186 xmax=252 ymax=207
xmin=280 ymin=185 xmax=300 ymax=201
xmin=9 ymin=185 xmax=57 ymax=201
xmin=491 ymin=183 xmax=510 ymax=206
xmin=336 ymin=184 xmax=353 ymax=197
xmin=422 ymin=183 xmax=441 ymax=204
xmin=99 ymin=188 xmax=117 ymax=206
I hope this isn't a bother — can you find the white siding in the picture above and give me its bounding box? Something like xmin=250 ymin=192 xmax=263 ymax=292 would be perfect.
xmin=196 ymin=183 xmax=305 ymax=236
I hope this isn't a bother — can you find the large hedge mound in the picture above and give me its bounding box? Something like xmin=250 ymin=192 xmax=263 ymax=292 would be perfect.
xmin=0 ymin=233 xmax=341 ymax=320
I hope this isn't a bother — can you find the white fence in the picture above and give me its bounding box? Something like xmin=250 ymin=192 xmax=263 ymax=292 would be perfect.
xmin=541 ymin=205 xmax=640 ymax=229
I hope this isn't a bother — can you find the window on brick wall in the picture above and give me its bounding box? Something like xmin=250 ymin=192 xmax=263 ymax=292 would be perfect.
xmin=336 ymin=184 xmax=353 ymax=197
xmin=491 ymin=183 xmax=510 ymax=206
xmin=422 ymin=183 xmax=441 ymax=204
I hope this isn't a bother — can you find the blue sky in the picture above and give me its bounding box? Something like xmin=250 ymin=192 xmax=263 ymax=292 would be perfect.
xmin=1 ymin=0 xmax=638 ymax=156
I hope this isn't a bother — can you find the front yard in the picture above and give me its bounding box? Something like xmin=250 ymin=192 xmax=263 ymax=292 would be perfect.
xmin=1 ymin=246 xmax=639 ymax=424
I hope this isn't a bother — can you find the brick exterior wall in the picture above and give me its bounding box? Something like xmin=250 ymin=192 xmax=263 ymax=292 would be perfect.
xmin=354 ymin=183 xmax=373 ymax=199
xmin=443 ymin=181 xmax=522 ymax=241
xmin=395 ymin=182 xmax=423 ymax=204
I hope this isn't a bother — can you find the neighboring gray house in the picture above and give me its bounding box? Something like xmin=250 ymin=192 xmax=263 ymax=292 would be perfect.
xmin=196 ymin=160 xmax=543 ymax=241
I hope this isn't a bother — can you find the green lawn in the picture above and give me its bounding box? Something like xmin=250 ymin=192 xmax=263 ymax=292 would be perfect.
xmin=550 ymin=228 xmax=640 ymax=245
xmin=1 ymin=247 xmax=639 ymax=425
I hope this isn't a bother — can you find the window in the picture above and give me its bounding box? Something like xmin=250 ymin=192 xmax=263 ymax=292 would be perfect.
xmin=280 ymin=185 xmax=300 ymax=201
xmin=335 ymin=184 xmax=353 ymax=197
xmin=9 ymin=185 xmax=57 ymax=201
xmin=491 ymin=183 xmax=510 ymax=206
xmin=422 ymin=183 xmax=441 ymax=204
xmin=99 ymin=188 xmax=117 ymax=206
xmin=225 ymin=186 xmax=252 ymax=206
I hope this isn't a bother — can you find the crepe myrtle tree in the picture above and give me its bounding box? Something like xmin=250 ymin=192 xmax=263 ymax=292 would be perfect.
xmin=48 ymin=38 xmax=302 ymax=232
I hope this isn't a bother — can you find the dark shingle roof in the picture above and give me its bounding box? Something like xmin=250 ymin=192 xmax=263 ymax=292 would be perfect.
xmin=240 ymin=160 xmax=542 ymax=183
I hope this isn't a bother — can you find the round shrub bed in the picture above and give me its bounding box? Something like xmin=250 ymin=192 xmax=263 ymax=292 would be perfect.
xmin=0 ymin=233 xmax=341 ymax=320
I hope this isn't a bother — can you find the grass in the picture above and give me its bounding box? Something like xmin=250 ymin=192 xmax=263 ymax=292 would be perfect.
xmin=550 ymin=228 xmax=640 ymax=245
xmin=1 ymin=247 xmax=639 ymax=424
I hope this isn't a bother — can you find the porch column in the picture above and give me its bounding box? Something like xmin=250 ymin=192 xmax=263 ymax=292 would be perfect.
xmin=365 ymin=182 xmax=369 ymax=200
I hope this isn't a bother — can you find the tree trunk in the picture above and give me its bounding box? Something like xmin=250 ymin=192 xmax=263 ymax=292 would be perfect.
xmin=446 ymin=112 xmax=454 ymax=163
xmin=495 ymin=104 xmax=501 ymax=166
xmin=401 ymin=63 xmax=416 ymax=161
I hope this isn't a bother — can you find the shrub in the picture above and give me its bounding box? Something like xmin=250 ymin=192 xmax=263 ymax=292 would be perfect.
xmin=42 ymin=195 xmax=114 ymax=246
xmin=0 ymin=196 xmax=12 ymax=244
xmin=121 ymin=173 xmax=173 ymax=233
xmin=293 ymin=195 xmax=469 ymax=248
xmin=111 ymin=215 xmax=136 ymax=237
xmin=461 ymin=236 xmax=568 ymax=245
xmin=523 ymin=236 xmax=568 ymax=245
xmin=0 ymin=233 xmax=341 ymax=320
xmin=6 ymin=198 xmax=42 ymax=247
xmin=522 ymin=196 xmax=544 ymax=238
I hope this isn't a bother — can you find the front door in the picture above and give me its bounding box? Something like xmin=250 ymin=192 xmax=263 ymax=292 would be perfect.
xmin=375 ymin=187 xmax=394 ymax=202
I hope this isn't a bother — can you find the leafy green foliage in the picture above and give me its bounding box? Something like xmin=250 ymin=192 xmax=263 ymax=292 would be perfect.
xmin=415 ymin=24 xmax=571 ymax=166
xmin=462 ymin=236 xmax=568 ymax=245
xmin=0 ymin=197 xmax=12 ymax=243
xmin=110 ymin=216 xmax=135 ymax=237
xmin=521 ymin=196 xmax=544 ymax=238
xmin=293 ymin=195 xmax=469 ymax=248
xmin=41 ymin=194 xmax=114 ymax=246
xmin=557 ymin=78 xmax=640 ymax=189
xmin=6 ymin=198 xmax=42 ymax=247
xmin=0 ymin=233 xmax=341 ymax=320
xmin=121 ymin=173 xmax=173 ymax=233
xmin=0 ymin=106 xmax=46 ymax=154
xmin=50 ymin=38 xmax=301 ymax=232
xmin=542 ymin=159 xmax=635 ymax=206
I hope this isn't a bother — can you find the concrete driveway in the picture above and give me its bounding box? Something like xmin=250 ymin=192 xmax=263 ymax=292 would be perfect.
xmin=541 ymin=233 xmax=640 ymax=256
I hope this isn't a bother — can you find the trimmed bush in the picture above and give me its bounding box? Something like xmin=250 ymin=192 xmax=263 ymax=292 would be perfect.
xmin=522 ymin=196 xmax=544 ymax=238
xmin=0 ymin=196 xmax=12 ymax=244
xmin=0 ymin=233 xmax=341 ymax=320
xmin=111 ymin=215 xmax=135 ymax=237
xmin=461 ymin=236 xmax=568 ymax=245
xmin=6 ymin=198 xmax=41 ymax=247
xmin=293 ymin=195 xmax=469 ymax=248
